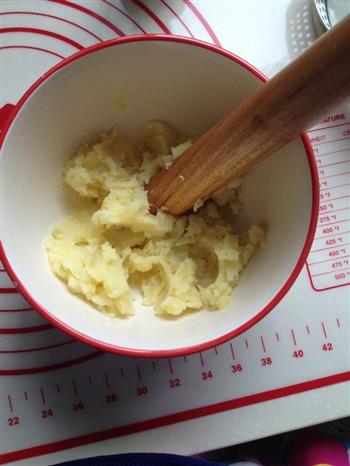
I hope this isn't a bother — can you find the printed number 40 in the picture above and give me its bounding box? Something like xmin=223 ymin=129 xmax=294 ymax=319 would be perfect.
xmin=293 ymin=349 xmax=304 ymax=358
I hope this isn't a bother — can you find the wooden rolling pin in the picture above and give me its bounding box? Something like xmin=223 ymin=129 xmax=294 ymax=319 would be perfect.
xmin=147 ymin=15 xmax=350 ymax=215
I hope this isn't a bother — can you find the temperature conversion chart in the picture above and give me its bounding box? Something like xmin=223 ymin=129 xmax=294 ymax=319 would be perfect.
xmin=0 ymin=1 xmax=349 ymax=465
xmin=306 ymin=102 xmax=350 ymax=290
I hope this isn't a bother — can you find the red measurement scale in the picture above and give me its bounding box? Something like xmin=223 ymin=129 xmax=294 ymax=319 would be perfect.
xmin=0 ymin=312 xmax=348 ymax=464
xmin=0 ymin=1 xmax=349 ymax=465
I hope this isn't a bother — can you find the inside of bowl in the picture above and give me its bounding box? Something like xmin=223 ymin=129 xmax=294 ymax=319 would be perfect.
xmin=0 ymin=39 xmax=314 ymax=353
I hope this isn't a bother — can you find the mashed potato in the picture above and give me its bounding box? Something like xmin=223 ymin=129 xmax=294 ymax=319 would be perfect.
xmin=45 ymin=122 xmax=264 ymax=317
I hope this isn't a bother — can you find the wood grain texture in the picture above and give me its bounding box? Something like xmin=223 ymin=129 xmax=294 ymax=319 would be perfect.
xmin=147 ymin=15 xmax=350 ymax=215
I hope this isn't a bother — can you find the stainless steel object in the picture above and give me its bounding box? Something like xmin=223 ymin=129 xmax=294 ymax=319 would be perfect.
xmin=312 ymin=0 xmax=332 ymax=33
xmin=313 ymin=0 xmax=350 ymax=34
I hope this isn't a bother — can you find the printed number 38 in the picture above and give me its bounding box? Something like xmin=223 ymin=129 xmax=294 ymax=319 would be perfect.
xmin=261 ymin=357 xmax=272 ymax=366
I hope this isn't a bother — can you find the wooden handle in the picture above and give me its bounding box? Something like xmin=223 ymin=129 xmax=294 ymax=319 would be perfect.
xmin=148 ymin=15 xmax=350 ymax=215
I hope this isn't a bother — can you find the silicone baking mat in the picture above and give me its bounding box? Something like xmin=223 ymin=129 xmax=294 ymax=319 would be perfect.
xmin=0 ymin=1 xmax=349 ymax=464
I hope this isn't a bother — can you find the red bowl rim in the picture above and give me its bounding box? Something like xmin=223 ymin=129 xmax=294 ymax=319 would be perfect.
xmin=0 ymin=34 xmax=319 ymax=358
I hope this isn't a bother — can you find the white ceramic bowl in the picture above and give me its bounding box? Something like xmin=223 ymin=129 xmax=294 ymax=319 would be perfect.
xmin=0 ymin=36 xmax=319 ymax=357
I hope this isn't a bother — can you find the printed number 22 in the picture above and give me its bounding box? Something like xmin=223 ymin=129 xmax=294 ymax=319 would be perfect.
xmin=8 ymin=417 xmax=20 ymax=426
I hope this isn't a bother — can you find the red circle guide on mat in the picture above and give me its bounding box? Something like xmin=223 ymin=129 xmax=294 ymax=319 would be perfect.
xmin=0 ymin=1 xmax=349 ymax=464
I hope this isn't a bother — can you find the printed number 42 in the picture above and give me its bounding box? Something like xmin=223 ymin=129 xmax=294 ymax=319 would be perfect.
xmin=323 ymin=342 xmax=333 ymax=351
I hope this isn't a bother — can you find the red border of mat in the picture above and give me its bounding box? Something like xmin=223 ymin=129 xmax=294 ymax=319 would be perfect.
xmin=1 ymin=371 xmax=349 ymax=464
xmin=0 ymin=5 xmax=346 ymax=463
